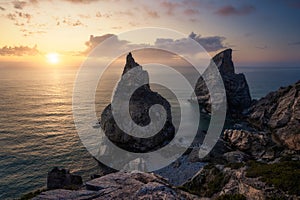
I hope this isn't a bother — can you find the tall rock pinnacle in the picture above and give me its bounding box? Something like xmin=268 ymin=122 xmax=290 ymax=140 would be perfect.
xmin=122 ymin=52 xmax=139 ymax=75
xmin=195 ymin=49 xmax=252 ymax=117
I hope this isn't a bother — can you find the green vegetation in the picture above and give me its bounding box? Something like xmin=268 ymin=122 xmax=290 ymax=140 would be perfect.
xmin=225 ymin=162 xmax=245 ymax=169
xmin=19 ymin=188 xmax=47 ymax=200
xmin=179 ymin=164 xmax=229 ymax=197
xmin=216 ymin=194 xmax=246 ymax=200
xmin=246 ymin=160 xmax=300 ymax=196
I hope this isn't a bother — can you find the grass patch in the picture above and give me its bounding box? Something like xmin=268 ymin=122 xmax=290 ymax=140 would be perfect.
xmin=246 ymin=160 xmax=300 ymax=196
xmin=225 ymin=162 xmax=245 ymax=169
xmin=180 ymin=164 xmax=229 ymax=197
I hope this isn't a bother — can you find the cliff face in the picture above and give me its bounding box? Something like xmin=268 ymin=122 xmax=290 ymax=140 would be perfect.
xmin=249 ymin=80 xmax=300 ymax=150
xmin=100 ymin=53 xmax=175 ymax=153
xmin=195 ymin=49 xmax=252 ymax=117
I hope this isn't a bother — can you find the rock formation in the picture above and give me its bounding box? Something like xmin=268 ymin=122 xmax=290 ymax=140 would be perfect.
xmin=47 ymin=167 xmax=82 ymax=190
xmin=32 ymin=52 xmax=300 ymax=200
xmin=223 ymin=129 xmax=276 ymax=160
xmin=195 ymin=49 xmax=252 ymax=117
xmin=35 ymin=172 xmax=197 ymax=200
xmin=100 ymin=53 xmax=175 ymax=153
xmin=249 ymin=80 xmax=300 ymax=150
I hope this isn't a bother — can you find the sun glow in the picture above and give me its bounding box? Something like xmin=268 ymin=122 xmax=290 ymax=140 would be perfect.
xmin=46 ymin=53 xmax=60 ymax=64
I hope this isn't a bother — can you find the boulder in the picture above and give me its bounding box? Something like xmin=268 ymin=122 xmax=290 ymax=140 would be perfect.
xmin=47 ymin=167 xmax=82 ymax=190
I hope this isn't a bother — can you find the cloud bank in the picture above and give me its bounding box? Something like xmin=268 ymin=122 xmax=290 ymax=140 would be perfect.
xmin=215 ymin=5 xmax=256 ymax=16
xmin=83 ymin=32 xmax=226 ymax=55
xmin=0 ymin=45 xmax=39 ymax=56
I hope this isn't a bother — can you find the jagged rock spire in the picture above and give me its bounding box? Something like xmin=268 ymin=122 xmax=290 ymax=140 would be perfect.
xmin=122 ymin=52 xmax=139 ymax=75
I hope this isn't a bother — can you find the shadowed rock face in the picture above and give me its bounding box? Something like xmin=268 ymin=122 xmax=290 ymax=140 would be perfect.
xmin=35 ymin=172 xmax=198 ymax=200
xmin=249 ymin=80 xmax=300 ymax=150
xmin=100 ymin=53 xmax=175 ymax=153
xmin=47 ymin=167 xmax=82 ymax=190
xmin=195 ymin=49 xmax=252 ymax=117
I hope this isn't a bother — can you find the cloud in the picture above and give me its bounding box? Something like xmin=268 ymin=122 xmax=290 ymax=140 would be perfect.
xmin=82 ymin=32 xmax=227 ymax=57
xmin=83 ymin=34 xmax=118 ymax=54
xmin=288 ymin=41 xmax=300 ymax=45
xmin=215 ymin=5 xmax=256 ymax=16
xmin=143 ymin=7 xmax=160 ymax=18
xmin=160 ymin=1 xmax=181 ymax=15
xmin=56 ymin=17 xmax=85 ymax=27
xmin=7 ymin=11 xmax=32 ymax=23
xmin=188 ymin=32 xmax=226 ymax=52
xmin=95 ymin=11 xmax=111 ymax=18
xmin=184 ymin=8 xmax=200 ymax=16
xmin=12 ymin=0 xmax=27 ymax=10
xmin=20 ymin=29 xmax=46 ymax=37
xmin=0 ymin=45 xmax=39 ymax=56
xmin=0 ymin=6 xmax=5 ymax=11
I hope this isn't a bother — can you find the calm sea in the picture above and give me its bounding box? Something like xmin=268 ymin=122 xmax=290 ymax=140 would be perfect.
xmin=0 ymin=65 xmax=299 ymax=199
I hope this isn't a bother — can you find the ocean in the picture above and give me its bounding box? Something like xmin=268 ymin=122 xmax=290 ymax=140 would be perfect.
xmin=0 ymin=65 xmax=299 ymax=199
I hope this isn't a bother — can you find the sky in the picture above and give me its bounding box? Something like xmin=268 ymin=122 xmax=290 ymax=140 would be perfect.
xmin=0 ymin=0 xmax=300 ymax=67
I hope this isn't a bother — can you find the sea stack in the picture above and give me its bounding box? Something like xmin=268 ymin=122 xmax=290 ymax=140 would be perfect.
xmin=195 ymin=49 xmax=252 ymax=117
xmin=100 ymin=53 xmax=175 ymax=153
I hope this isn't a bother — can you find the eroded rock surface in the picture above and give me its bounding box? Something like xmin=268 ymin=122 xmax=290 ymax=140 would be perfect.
xmin=195 ymin=49 xmax=252 ymax=116
xmin=35 ymin=172 xmax=198 ymax=200
xmin=100 ymin=53 xmax=175 ymax=153
xmin=249 ymin=80 xmax=300 ymax=150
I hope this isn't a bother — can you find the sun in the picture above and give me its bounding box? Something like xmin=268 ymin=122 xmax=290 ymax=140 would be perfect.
xmin=46 ymin=53 xmax=60 ymax=64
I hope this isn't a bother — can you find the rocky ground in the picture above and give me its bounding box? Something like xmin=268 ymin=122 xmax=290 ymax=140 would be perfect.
xmin=30 ymin=50 xmax=299 ymax=200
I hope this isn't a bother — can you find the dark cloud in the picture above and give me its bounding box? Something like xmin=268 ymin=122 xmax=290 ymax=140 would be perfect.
xmin=189 ymin=32 xmax=226 ymax=52
xmin=0 ymin=45 xmax=39 ymax=56
xmin=215 ymin=5 xmax=256 ymax=16
xmin=288 ymin=41 xmax=300 ymax=45
xmin=12 ymin=0 xmax=27 ymax=10
xmin=83 ymin=34 xmax=117 ymax=54
xmin=83 ymin=32 xmax=226 ymax=56
xmin=0 ymin=6 xmax=5 ymax=11
xmin=160 ymin=1 xmax=180 ymax=15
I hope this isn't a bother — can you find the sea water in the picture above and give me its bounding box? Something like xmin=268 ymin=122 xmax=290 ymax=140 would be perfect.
xmin=0 ymin=65 xmax=299 ymax=199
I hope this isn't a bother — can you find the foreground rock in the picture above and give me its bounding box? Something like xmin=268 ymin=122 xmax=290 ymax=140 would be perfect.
xmin=181 ymin=163 xmax=299 ymax=200
xmin=100 ymin=53 xmax=175 ymax=153
xmin=35 ymin=172 xmax=198 ymax=200
xmin=195 ymin=49 xmax=252 ymax=117
xmin=47 ymin=167 xmax=82 ymax=190
xmin=249 ymin=80 xmax=300 ymax=150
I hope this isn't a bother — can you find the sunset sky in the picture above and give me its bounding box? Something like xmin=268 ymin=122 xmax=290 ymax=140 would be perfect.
xmin=1 ymin=0 xmax=300 ymax=67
